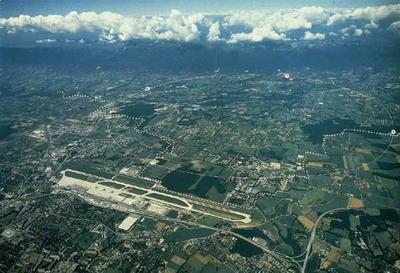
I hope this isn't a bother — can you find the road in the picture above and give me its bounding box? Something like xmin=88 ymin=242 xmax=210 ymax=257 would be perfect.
xmin=301 ymin=207 xmax=352 ymax=273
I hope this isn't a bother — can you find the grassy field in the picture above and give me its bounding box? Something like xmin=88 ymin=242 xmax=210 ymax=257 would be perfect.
xmin=126 ymin=187 xmax=147 ymax=195
xmin=64 ymin=162 xmax=114 ymax=179
xmin=166 ymin=226 xmax=215 ymax=242
xmin=113 ymin=174 xmax=155 ymax=189
xmin=98 ymin=181 xmax=126 ymax=189
xmin=192 ymin=204 xmax=244 ymax=221
xmin=146 ymin=193 xmax=189 ymax=207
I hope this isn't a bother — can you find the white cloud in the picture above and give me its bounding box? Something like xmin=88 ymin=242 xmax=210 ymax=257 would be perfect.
xmin=207 ymin=22 xmax=222 ymax=41
xmin=354 ymin=28 xmax=363 ymax=36
xmin=0 ymin=4 xmax=399 ymax=43
xmin=224 ymin=6 xmax=326 ymax=42
xmin=303 ymin=31 xmax=325 ymax=40
xmin=36 ymin=38 xmax=56 ymax=43
xmin=364 ymin=20 xmax=379 ymax=29
xmin=327 ymin=4 xmax=400 ymax=25
xmin=388 ymin=20 xmax=400 ymax=33
xmin=0 ymin=10 xmax=204 ymax=42
xmin=340 ymin=25 xmax=364 ymax=36
xmin=229 ymin=26 xmax=286 ymax=43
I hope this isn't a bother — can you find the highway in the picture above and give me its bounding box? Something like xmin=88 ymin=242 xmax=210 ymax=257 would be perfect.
xmin=301 ymin=207 xmax=353 ymax=273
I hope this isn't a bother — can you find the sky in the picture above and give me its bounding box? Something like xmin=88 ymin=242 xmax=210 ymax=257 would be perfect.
xmin=1 ymin=0 xmax=400 ymax=17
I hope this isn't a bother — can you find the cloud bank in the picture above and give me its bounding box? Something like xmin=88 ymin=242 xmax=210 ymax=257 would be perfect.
xmin=326 ymin=4 xmax=400 ymax=25
xmin=0 ymin=4 xmax=399 ymax=43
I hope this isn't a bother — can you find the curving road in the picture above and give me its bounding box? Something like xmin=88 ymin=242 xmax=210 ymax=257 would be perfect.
xmin=301 ymin=207 xmax=355 ymax=273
